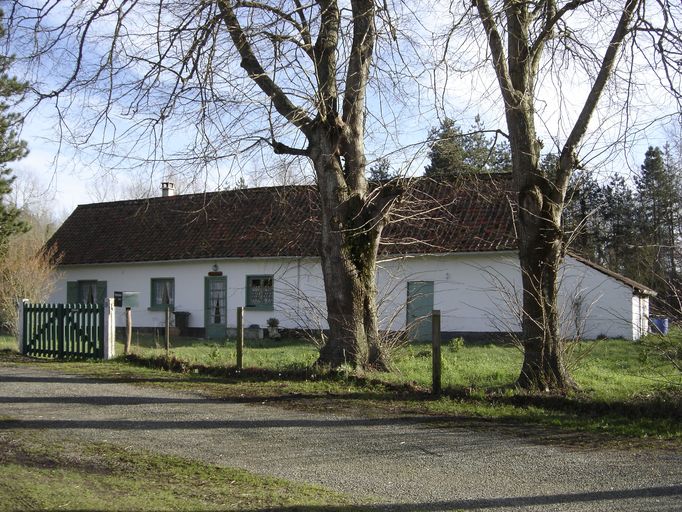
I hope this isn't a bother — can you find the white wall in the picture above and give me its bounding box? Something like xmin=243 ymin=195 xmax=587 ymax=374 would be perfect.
xmin=558 ymin=257 xmax=644 ymax=340
xmin=50 ymin=258 xmax=327 ymax=331
xmin=50 ymin=252 xmax=644 ymax=339
xmin=375 ymin=252 xmax=523 ymax=334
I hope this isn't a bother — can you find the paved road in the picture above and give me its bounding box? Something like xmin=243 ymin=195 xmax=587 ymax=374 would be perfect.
xmin=1 ymin=363 xmax=681 ymax=511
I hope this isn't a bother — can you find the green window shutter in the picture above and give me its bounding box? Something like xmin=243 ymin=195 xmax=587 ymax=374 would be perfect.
xmin=96 ymin=281 xmax=107 ymax=304
xmin=66 ymin=281 xmax=78 ymax=303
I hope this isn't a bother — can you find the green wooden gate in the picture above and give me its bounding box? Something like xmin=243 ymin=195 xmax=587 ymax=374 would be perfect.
xmin=22 ymin=303 xmax=105 ymax=359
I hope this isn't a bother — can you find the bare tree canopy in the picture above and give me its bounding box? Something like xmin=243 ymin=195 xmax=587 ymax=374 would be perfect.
xmin=4 ymin=0 xmax=440 ymax=369
xmin=438 ymin=0 xmax=681 ymax=390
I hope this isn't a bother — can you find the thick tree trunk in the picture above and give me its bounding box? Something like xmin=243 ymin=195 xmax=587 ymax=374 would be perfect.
xmin=310 ymin=135 xmax=387 ymax=370
xmin=515 ymin=179 xmax=577 ymax=391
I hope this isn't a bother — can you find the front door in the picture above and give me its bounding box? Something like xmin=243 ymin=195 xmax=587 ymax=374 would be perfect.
xmin=406 ymin=281 xmax=434 ymax=342
xmin=205 ymin=276 xmax=227 ymax=339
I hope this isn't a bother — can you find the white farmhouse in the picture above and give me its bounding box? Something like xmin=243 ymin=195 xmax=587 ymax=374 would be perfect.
xmin=45 ymin=176 xmax=654 ymax=341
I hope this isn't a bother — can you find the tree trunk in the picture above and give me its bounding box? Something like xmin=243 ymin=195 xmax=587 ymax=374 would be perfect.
xmin=310 ymin=133 xmax=387 ymax=370
xmin=515 ymin=179 xmax=577 ymax=391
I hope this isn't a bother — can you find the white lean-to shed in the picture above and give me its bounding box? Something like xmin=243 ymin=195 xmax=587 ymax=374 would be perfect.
xmin=45 ymin=176 xmax=654 ymax=341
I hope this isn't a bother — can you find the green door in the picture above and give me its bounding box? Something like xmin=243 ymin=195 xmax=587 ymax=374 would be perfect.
xmin=205 ymin=276 xmax=227 ymax=339
xmin=406 ymin=281 xmax=434 ymax=342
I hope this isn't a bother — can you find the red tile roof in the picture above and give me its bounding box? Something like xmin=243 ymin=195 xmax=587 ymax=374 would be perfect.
xmin=47 ymin=174 xmax=518 ymax=265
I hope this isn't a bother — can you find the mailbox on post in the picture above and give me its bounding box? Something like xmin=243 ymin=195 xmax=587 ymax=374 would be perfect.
xmin=114 ymin=291 xmax=139 ymax=309
xmin=114 ymin=292 xmax=139 ymax=356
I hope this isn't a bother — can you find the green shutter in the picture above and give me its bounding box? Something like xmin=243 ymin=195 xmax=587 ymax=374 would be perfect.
xmin=96 ymin=281 xmax=107 ymax=304
xmin=66 ymin=281 xmax=78 ymax=303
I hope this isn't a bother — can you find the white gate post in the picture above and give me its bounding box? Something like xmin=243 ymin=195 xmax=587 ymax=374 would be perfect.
xmin=103 ymin=297 xmax=116 ymax=360
xmin=16 ymin=299 xmax=29 ymax=354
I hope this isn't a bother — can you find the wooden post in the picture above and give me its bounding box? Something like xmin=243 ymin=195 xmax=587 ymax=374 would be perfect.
xmin=165 ymin=306 xmax=171 ymax=357
xmin=16 ymin=299 xmax=28 ymax=354
xmin=432 ymin=309 xmax=441 ymax=396
xmin=124 ymin=307 xmax=132 ymax=355
xmin=236 ymin=306 xmax=244 ymax=370
xmin=103 ymin=298 xmax=116 ymax=360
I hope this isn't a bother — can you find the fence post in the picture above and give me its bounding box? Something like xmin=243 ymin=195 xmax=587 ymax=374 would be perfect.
xmin=432 ymin=309 xmax=441 ymax=396
xmin=16 ymin=299 xmax=28 ymax=354
xmin=124 ymin=307 xmax=132 ymax=355
xmin=57 ymin=303 xmax=65 ymax=359
xmin=236 ymin=306 xmax=244 ymax=370
xmin=103 ymin=298 xmax=116 ymax=360
xmin=165 ymin=306 xmax=171 ymax=357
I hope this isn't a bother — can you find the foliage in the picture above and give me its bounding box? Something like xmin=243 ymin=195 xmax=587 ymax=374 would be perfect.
xmin=563 ymin=144 xmax=682 ymax=317
xmin=424 ymin=116 xmax=511 ymax=178
xmin=0 ymin=231 xmax=60 ymax=335
xmin=0 ymin=10 xmax=29 ymax=253
xmin=367 ymin=157 xmax=396 ymax=182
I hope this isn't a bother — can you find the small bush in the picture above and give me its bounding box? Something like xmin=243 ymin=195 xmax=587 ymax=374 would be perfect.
xmin=447 ymin=337 xmax=464 ymax=353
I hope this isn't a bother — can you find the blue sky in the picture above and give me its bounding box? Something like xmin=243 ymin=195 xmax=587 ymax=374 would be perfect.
xmin=8 ymin=0 xmax=680 ymax=220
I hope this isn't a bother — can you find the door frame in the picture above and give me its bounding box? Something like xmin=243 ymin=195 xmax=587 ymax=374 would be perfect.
xmin=204 ymin=275 xmax=227 ymax=339
xmin=406 ymin=280 xmax=434 ymax=342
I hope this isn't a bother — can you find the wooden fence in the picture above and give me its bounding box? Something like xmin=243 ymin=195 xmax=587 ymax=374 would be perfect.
xmin=18 ymin=299 xmax=115 ymax=360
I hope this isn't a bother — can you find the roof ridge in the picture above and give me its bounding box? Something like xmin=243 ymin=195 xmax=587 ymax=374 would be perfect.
xmin=73 ymin=183 xmax=319 ymax=209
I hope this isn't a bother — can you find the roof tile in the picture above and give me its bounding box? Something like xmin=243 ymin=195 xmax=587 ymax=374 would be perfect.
xmin=47 ymin=174 xmax=517 ymax=265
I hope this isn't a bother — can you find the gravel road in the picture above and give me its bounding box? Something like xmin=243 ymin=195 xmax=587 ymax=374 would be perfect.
xmin=1 ymin=363 xmax=680 ymax=511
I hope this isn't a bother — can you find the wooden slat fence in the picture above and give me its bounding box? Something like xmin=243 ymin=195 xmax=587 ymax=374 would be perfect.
xmin=21 ymin=302 xmax=106 ymax=359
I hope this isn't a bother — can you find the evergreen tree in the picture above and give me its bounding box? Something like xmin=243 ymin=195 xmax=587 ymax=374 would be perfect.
xmin=367 ymin=157 xmax=395 ymax=182
xmin=634 ymin=145 xmax=680 ymax=294
xmin=424 ymin=116 xmax=511 ymax=178
xmin=0 ymin=11 xmax=29 ymax=253
xmin=601 ymin=175 xmax=640 ymax=278
xmin=562 ymin=169 xmax=605 ymax=262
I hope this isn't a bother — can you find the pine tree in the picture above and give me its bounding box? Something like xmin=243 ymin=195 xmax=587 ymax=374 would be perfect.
xmin=367 ymin=157 xmax=395 ymax=182
xmin=601 ymin=175 xmax=640 ymax=278
xmin=562 ymin=169 xmax=605 ymax=262
xmin=634 ymin=145 xmax=680 ymax=295
xmin=0 ymin=10 xmax=29 ymax=254
xmin=424 ymin=116 xmax=511 ymax=178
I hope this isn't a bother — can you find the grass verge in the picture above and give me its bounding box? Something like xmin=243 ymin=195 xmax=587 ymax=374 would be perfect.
xmin=1 ymin=333 xmax=680 ymax=446
xmin=0 ymin=429 xmax=360 ymax=512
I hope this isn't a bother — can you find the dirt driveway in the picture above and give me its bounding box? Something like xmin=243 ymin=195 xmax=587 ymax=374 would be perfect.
xmin=1 ymin=363 xmax=681 ymax=511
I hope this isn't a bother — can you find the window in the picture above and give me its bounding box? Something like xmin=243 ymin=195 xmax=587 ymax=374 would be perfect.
xmin=66 ymin=280 xmax=107 ymax=304
xmin=150 ymin=278 xmax=175 ymax=310
xmin=79 ymin=281 xmax=98 ymax=303
xmin=246 ymin=275 xmax=273 ymax=310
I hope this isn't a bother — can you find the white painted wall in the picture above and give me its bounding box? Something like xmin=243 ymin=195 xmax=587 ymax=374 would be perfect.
xmin=49 ymin=252 xmax=645 ymax=339
xmin=375 ymin=252 xmax=523 ymax=334
xmin=50 ymin=258 xmax=327 ymax=332
xmin=557 ymin=256 xmax=644 ymax=340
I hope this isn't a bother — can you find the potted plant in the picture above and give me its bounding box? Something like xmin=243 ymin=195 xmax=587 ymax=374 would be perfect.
xmin=266 ymin=317 xmax=281 ymax=339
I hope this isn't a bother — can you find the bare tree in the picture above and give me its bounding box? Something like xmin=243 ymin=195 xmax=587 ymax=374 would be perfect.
xmin=0 ymin=221 xmax=60 ymax=335
xmin=5 ymin=1 xmax=434 ymax=368
xmin=441 ymin=0 xmax=682 ymax=390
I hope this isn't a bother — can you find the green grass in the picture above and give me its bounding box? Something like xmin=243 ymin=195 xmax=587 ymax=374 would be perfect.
xmin=2 ymin=331 xmax=680 ymax=443
xmin=127 ymin=335 xmax=321 ymax=370
xmin=376 ymin=341 xmax=522 ymax=389
xmin=0 ymin=430 xmax=359 ymax=511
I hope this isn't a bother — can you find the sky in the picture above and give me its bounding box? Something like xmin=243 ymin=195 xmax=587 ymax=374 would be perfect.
xmin=7 ymin=0 xmax=680 ymax=221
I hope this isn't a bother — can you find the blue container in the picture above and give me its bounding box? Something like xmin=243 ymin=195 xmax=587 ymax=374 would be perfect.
xmin=650 ymin=317 xmax=669 ymax=335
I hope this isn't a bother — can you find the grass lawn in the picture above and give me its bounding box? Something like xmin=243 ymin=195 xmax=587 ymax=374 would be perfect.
xmin=0 ymin=430 xmax=359 ymax=512
xmin=1 ymin=330 xmax=680 ymax=442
